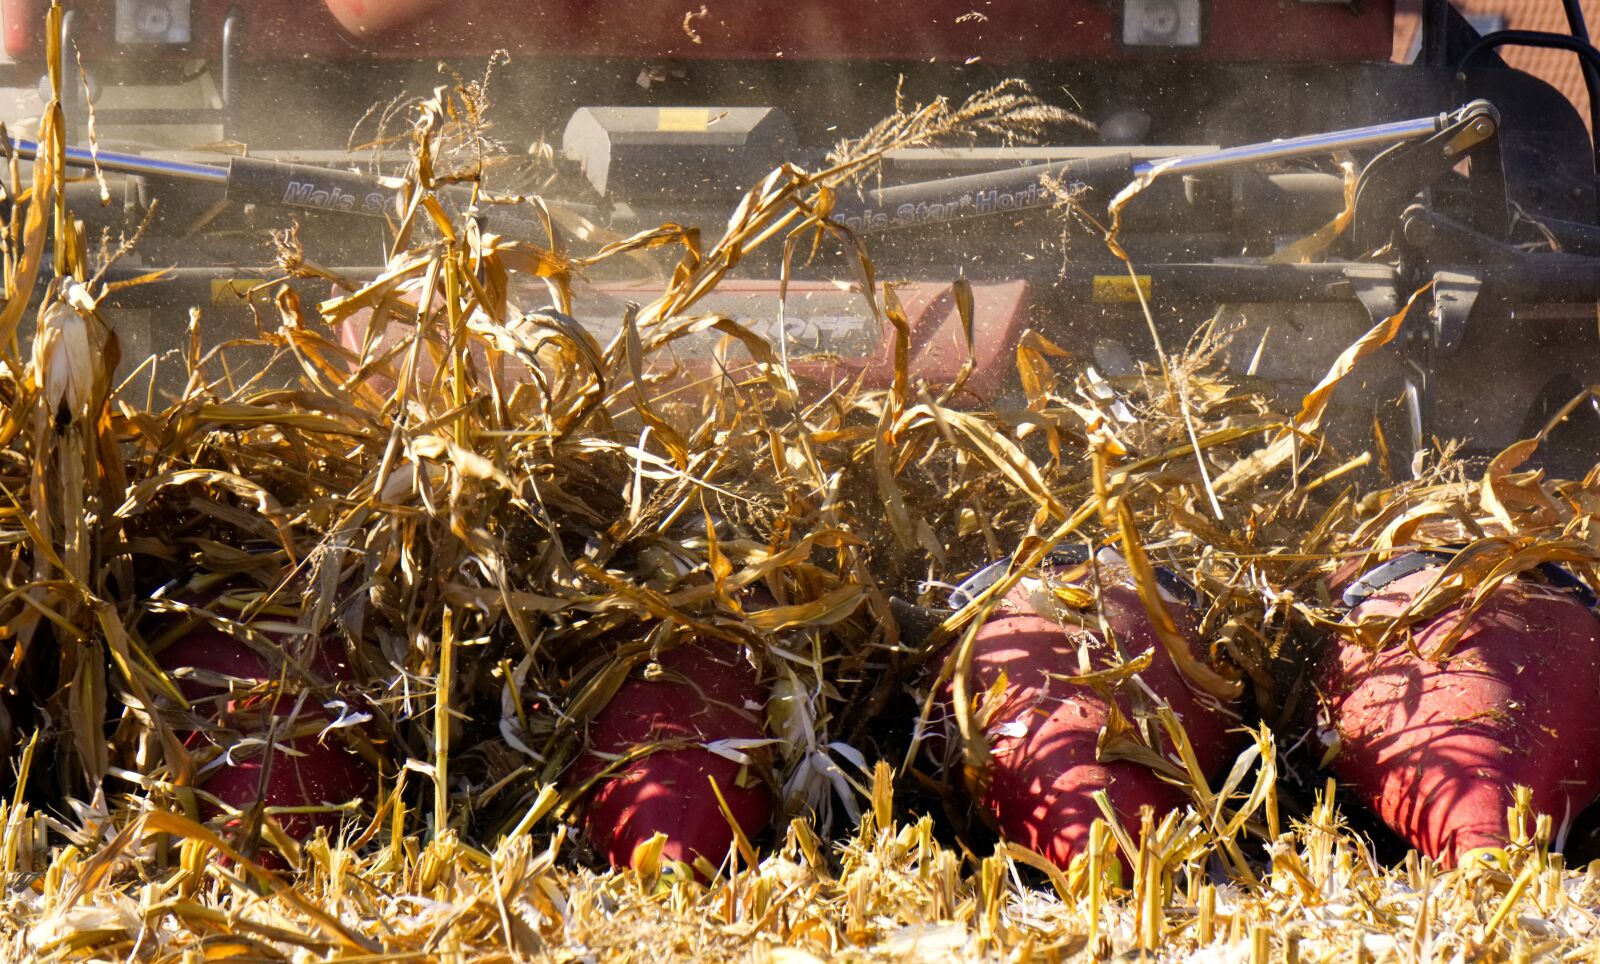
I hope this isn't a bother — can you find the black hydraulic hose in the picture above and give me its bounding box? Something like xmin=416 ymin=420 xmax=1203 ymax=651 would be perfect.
xmin=1457 ymin=30 xmax=1600 ymax=215
xmin=1419 ymin=0 xmax=1452 ymax=67
xmin=1564 ymin=0 xmax=1592 ymax=42
xmin=1562 ymin=0 xmax=1600 ymax=220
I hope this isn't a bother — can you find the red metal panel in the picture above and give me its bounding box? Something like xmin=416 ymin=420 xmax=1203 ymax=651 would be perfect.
xmin=220 ymin=0 xmax=1399 ymax=65
xmin=2 ymin=0 xmax=41 ymax=58
xmin=13 ymin=2 xmax=1397 ymax=67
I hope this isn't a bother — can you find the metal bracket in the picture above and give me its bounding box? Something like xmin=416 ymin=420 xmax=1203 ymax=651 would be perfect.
xmin=1351 ymin=101 xmax=1503 ymax=253
xmin=1430 ymin=270 xmax=1482 ymax=354
xmin=1342 ymin=263 xmax=1401 ymax=324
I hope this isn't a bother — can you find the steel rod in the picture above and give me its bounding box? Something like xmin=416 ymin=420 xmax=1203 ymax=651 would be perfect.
xmin=838 ymin=105 xmax=1464 ymax=234
xmin=5 ymin=104 xmax=1469 ymax=237
xmin=1131 ymin=112 xmax=1450 ymax=178
xmin=7 ymin=137 xmax=231 ymax=185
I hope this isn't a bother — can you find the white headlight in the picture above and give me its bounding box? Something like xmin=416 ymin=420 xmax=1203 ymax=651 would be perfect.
xmin=114 ymin=0 xmax=192 ymax=45
xmin=1123 ymin=0 xmax=1202 ymax=47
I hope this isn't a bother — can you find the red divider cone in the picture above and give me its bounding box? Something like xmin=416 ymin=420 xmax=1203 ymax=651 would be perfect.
xmin=573 ymin=643 xmax=772 ymax=871
xmin=1324 ymin=566 xmax=1600 ymax=865
xmin=155 ymin=606 xmax=374 ymax=857
xmin=942 ymin=571 xmax=1241 ymax=870
xmin=324 ymin=0 xmax=448 ymax=36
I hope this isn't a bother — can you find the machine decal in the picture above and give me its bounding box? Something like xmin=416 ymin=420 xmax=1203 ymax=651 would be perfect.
xmin=657 ymin=108 xmax=711 ymax=132
xmin=281 ymin=180 xmax=390 ymax=215
xmin=1091 ymin=275 xmax=1152 ymax=303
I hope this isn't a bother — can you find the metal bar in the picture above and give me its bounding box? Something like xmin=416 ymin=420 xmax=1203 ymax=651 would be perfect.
xmin=97 ymin=268 xmax=315 ymax=307
xmin=95 ymin=262 xmax=1399 ymax=310
xmin=1130 ymin=113 xmax=1449 ymax=178
xmin=834 ymin=152 xmax=1132 ymax=233
xmin=1479 ymin=256 xmax=1600 ymax=301
xmin=6 ymin=137 xmax=231 ymax=185
xmin=222 ymin=8 xmax=242 ymax=141
xmin=1051 ymin=262 xmax=1399 ymax=304
xmin=8 ymin=104 xmax=1462 ymax=242
xmin=89 ymin=257 xmax=1600 ymax=317
xmin=90 ymin=108 xmax=226 ymax=124
xmin=839 ymin=108 xmax=1458 ymax=235
xmin=14 ymin=107 xmax=1459 ymax=195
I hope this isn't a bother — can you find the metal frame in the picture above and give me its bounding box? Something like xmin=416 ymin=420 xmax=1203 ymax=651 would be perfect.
xmin=1424 ymin=0 xmax=1600 ymax=218
xmin=1418 ymin=0 xmax=1453 ymax=67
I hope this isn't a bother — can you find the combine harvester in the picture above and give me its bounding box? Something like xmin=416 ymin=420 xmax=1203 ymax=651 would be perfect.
xmin=5 ymin=0 xmax=1600 ymax=871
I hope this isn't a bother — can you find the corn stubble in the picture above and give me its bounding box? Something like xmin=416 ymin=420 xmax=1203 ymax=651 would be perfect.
xmin=3 ymin=27 xmax=1600 ymax=959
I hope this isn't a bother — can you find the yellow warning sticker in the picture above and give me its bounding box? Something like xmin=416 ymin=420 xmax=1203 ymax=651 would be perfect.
xmin=211 ymin=278 xmax=263 ymax=305
xmin=1091 ymin=274 xmax=1152 ymax=304
xmin=657 ymin=107 xmax=710 ymax=132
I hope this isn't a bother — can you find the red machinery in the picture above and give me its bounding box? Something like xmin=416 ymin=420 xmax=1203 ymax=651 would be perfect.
xmin=7 ymin=1 xmax=1600 ymax=865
